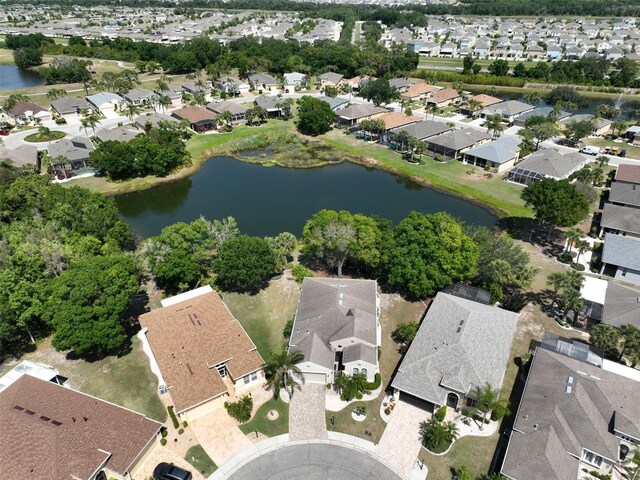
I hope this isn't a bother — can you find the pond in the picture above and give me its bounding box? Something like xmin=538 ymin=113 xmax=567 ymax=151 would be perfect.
xmin=0 ymin=64 xmax=45 ymax=90
xmin=116 ymin=156 xmax=497 ymax=238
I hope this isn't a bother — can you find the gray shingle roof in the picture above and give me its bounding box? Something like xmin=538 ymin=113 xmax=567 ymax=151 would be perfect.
xmin=50 ymin=96 xmax=92 ymax=115
xmin=481 ymin=100 xmax=534 ymax=117
xmin=124 ymin=88 xmax=156 ymax=103
xmin=602 ymin=233 xmax=640 ymax=271
xmin=427 ymin=128 xmax=492 ymax=151
xmin=336 ymin=103 xmax=387 ymax=120
xmin=601 ymin=203 xmax=640 ymax=235
xmin=502 ymin=347 xmax=640 ymax=480
xmin=134 ymin=113 xmax=179 ymax=129
xmin=86 ymin=92 xmax=124 ymax=108
xmin=318 ymin=72 xmax=344 ymax=84
xmin=206 ymin=100 xmax=248 ymax=115
xmin=317 ymin=95 xmax=348 ymax=111
xmin=609 ymin=181 xmax=640 ymax=207
xmin=248 ymin=73 xmax=278 ymax=85
xmin=0 ymin=145 xmax=38 ymax=167
xmin=392 ymin=292 xmax=518 ymax=405
xmin=603 ymin=282 xmax=640 ymax=328
xmin=510 ymin=149 xmax=586 ymax=179
xmin=94 ymin=125 xmax=141 ymax=143
xmin=47 ymin=137 xmax=95 ymax=162
xmin=288 ymin=278 xmax=378 ymax=371
xmin=463 ymin=136 xmax=520 ymax=164
xmin=391 ymin=120 xmax=452 ymax=141
xmin=254 ymin=95 xmax=284 ymax=111
xmin=513 ymin=106 xmax=571 ymax=126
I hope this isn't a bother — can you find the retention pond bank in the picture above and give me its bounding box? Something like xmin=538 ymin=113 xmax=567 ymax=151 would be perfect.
xmin=116 ymin=156 xmax=497 ymax=237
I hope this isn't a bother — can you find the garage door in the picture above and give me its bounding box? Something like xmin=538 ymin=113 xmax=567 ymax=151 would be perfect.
xmin=399 ymin=392 xmax=435 ymax=413
xmin=304 ymin=372 xmax=327 ymax=384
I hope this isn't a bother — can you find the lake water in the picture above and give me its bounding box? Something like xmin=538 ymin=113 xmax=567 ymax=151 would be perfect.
xmin=116 ymin=156 xmax=497 ymax=238
xmin=0 ymin=64 xmax=44 ymax=90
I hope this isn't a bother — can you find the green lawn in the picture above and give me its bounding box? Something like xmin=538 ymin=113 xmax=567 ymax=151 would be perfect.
xmin=185 ymin=445 xmax=217 ymax=476
xmin=585 ymin=137 xmax=640 ymax=160
xmin=221 ymin=274 xmax=300 ymax=361
xmin=0 ymin=336 xmax=166 ymax=421
xmin=24 ymin=130 xmax=66 ymax=142
xmin=419 ymin=434 xmax=498 ymax=479
xmin=319 ymin=130 xmax=530 ymax=218
xmin=418 ymin=57 xmax=538 ymax=69
xmin=238 ymin=398 xmax=289 ymax=437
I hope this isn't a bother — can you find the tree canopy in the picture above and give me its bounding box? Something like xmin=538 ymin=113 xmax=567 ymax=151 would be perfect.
xmin=297 ymin=96 xmax=336 ymax=136
xmin=214 ymin=235 xmax=277 ymax=292
xmin=521 ymin=179 xmax=589 ymax=228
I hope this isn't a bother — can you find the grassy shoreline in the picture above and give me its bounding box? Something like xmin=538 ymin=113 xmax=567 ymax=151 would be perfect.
xmin=67 ymin=120 xmax=530 ymax=218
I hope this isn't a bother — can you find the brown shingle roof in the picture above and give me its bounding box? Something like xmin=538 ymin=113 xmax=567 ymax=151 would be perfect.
xmin=615 ymin=164 xmax=640 ymax=184
xmin=378 ymin=112 xmax=421 ymax=130
xmin=171 ymin=106 xmax=216 ymax=124
xmin=139 ymin=287 xmax=264 ymax=413
xmin=10 ymin=101 xmax=47 ymax=117
xmin=430 ymin=88 xmax=461 ymax=104
xmin=401 ymin=83 xmax=437 ymax=99
xmin=469 ymin=94 xmax=503 ymax=107
xmin=0 ymin=375 xmax=161 ymax=480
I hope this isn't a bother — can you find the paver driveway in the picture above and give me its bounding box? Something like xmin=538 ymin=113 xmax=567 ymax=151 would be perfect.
xmin=289 ymin=383 xmax=328 ymax=441
xmin=375 ymin=400 xmax=429 ymax=478
xmin=190 ymin=408 xmax=253 ymax=466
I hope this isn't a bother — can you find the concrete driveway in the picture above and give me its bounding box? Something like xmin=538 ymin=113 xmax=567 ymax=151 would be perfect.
xmin=289 ymin=383 xmax=328 ymax=441
xmin=132 ymin=439 xmax=206 ymax=480
xmin=375 ymin=400 xmax=429 ymax=478
xmin=190 ymin=408 xmax=253 ymax=467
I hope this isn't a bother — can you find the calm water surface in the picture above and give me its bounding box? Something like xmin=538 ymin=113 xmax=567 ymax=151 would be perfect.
xmin=0 ymin=64 xmax=45 ymax=90
xmin=116 ymin=156 xmax=497 ymax=237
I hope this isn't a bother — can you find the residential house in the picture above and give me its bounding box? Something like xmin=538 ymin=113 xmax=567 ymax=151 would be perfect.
xmin=254 ymin=95 xmax=288 ymax=117
xmin=526 ymin=44 xmax=545 ymax=60
xmin=181 ymin=80 xmax=213 ymax=97
xmin=425 ymin=128 xmax=492 ymax=161
xmin=247 ymin=73 xmax=279 ymax=93
xmin=47 ymin=136 xmax=95 ymax=179
xmin=288 ymin=278 xmax=380 ymax=384
xmin=507 ymin=149 xmax=587 ymax=186
xmin=377 ymin=112 xmax=420 ymax=141
xmin=283 ymin=72 xmax=307 ymax=92
xmin=615 ymin=164 xmax=640 ymax=185
xmin=214 ymin=78 xmax=250 ymax=97
xmin=50 ymin=96 xmax=93 ymax=119
xmin=427 ymin=88 xmax=462 ymax=108
xmin=605 ymin=47 xmax=625 ymax=61
xmin=155 ymin=84 xmax=183 ymax=107
xmin=625 ymin=125 xmax=640 ymax=146
xmin=546 ymin=44 xmax=563 ymax=59
xmin=579 ymin=277 xmax=640 ymax=329
xmin=392 ymin=292 xmax=518 ymax=413
xmin=599 ymin=203 xmax=640 ymax=238
xmin=480 ymin=100 xmax=535 ymax=124
xmin=317 ymin=72 xmax=344 ymax=88
xmin=501 ymin=342 xmax=640 ymax=480
xmin=388 ymin=78 xmax=414 ymax=93
xmin=0 ymin=145 xmax=38 ymax=170
xmin=317 ymin=95 xmax=349 ymax=112
xmin=94 ymin=125 xmax=142 ymax=143
xmin=459 ymin=94 xmax=503 ymax=117
xmin=599 ymin=233 xmax=640 ymax=285
xmin=440 ymin=43 xmax=457 ymax=57
xmin=134 ymin=112 xmax=179 ymax=130
xmin=6 ymin=101 xmax=51 ymax=124
xmin=0 ymin=374 xmax=161 ymax=480
xmin=391 ymin=120 xmax=452 ymax=142
xmin=401 ymin=83 xmax=438 ymax=102
xmin=123 ymin=88 xmax=156 ymax=107
xmin=206 ymin=100 xmax=248 ymax=124
xmin=560 ymin=114 xmax=612 ymax=136
xmin=139 ymin=286 xmax=265 ymax=421
xmin=513 ymin=106 xmax=571 ymax=127
xmin=462 ymin=136 xmax=521 ymax=173
xmin=171 ymin=106 xmax=217 ymax=132
xmin=609 ymin=180 xmax=640 ymax=208
xmin=336 ymin=103 xmax=387 ymax=128
xmin=86 ymin=92 xmax=125 ymax=118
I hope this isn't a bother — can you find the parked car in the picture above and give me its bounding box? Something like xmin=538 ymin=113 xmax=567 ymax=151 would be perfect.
xmin=619 ymin=149 xmax=627 ymax=158
xmin=610 ymin=146 xmax=620 ymax=155
xmin=153 ymin=463 xmax=192 ymax=480
xmin=0 ymin=130 xmax=9 ymax=136
xmin=579 ymin=146 xmax=600 ymax=155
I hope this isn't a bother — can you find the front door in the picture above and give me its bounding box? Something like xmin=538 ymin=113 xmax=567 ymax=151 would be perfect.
xmin=446 ymin=392 xmax=459 ymax=409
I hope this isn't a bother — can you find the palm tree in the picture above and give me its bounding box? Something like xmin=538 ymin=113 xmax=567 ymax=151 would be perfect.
xmin=245 ymin=107 xmax=256 ymax=126
xmin=547 ymin=271 xmax=567 ymax=306
xmin=564 ymin=227 xmax=583 ymax=253
xmin=467 ymin=98 xmax=482 ymax=117
xmin=575 ymin=239 xmax=590 ymax=264
xmin=47 ymin=88 xmax=66 ymax=101
xmin=217 ymin=110 xmax=233 ymax=131
xmin=265 ymin=349 xmax=305 ymax=399
xmin=394 ymin=130 xmax=410 ymax=152
xmin=157 ymin=95 xmax=172 ymax=113
xmin=81 ymin=113 xmax=101 ymax=135
xmin=558 ymin=287 xmax=583 ymax=325
xmin=471 ymin=383 xmax=509 ymax=429
xmin=253 ymin=106 xmax=268 ymax=124
xmin=124 ymin=104 xmax=140 ymax=123
xmin=359 ymin=119 xmax=372 ymax=140
xmin=370 ymin=119 xmax=385 ymax=142
xmin=428 ymin=103 xmax=439 ymax=119
xmin=486 ymin=114 xmax=504 ymax=139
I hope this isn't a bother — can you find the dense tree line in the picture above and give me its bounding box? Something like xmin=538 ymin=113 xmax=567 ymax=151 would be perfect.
xmin=0 ymin=175 xmax=136 ymax=357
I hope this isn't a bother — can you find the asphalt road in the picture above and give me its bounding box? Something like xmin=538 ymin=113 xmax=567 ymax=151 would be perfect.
xmin=225 ymin=443 xmax=403 ymax=480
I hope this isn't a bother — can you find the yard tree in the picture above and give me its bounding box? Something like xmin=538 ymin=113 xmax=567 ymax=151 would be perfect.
xmin=557 ymin=286 xmax=583 ymax=325
xmin=488 ymin=59 xmax=509 ymax=77
xmin=302 ymin=209 xmax=356 ymax=277
xmin=214 ymin=235 xmax=276 ymax=292
xmin=546 ymin=86 xmax=587 ymax=109
xmin=265 ymin=232 xmax=297 ymax=272
xmin=521 ymin=178 xmax=589 ymax=230
xmin=471 ymin=383 xmax=510 ymax=428
xmin=590 ymin=324 xmax=621 ymax=357
xmin=620 ymin=324 xmax=640 ymax=365
xmin=462 ymin=55 xmax=475 ymax=74
xmin=13 ymin=47 xmax=42 ymax=70
xmin=465 ymin=226 xmax=535 ymax=302
xmin=595 ymin=104 xmax=621 ymax=119
xmin=512 ymin=62 xmax=528 ymax=78
xmin=297 ymin=96 xmax=336 ymax=136
xmin=384 ymin=212 xmax=478 ymax=298
xmin=359 ymin=77 xmax=400 ymax=106
xmin=525 ymin=122 xmax=559 ymax=149
xmin=265 ymin=349 xmax=305 ymax=399
xmin=45 ymin=254 xmax=140 ymax=356
xmin=89 ymin=140 xmax=137 ymax=180
xmin=564 ymin=120 xmax=594 ymax=144
xmin=485 ymin=114 xmax=504 ymax=139
xmin=392 ymin=320 xmax=419 ymax=349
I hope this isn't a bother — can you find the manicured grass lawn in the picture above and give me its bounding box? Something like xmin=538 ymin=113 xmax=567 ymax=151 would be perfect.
xmin=24 ymin=130 xmax=66 ymax=142
xmin=0 ymin=336 xmax=166 ymax=421
xmin=221 ymin=273 xmax=300 ymax=361
xmin=585 ymin=137 xmax=640 ymax=160
xmin=418 ymin=57 xmax=538 ymax=69
xmin=185 ymin=445 xmax=217 ymax=476
xmin=420 ymin=434 xmax=498 ymax=479
xmin=326 ymin=294 xmax=426 ymax=443
xmin=320 ymin=129 xmax=530 ymax=218
xmin=238 ymin=398 xmax=289 ymax=437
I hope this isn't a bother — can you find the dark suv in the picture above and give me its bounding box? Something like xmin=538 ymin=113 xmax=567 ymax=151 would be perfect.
xmin=153 ymin=462 xmax=193 ymax=480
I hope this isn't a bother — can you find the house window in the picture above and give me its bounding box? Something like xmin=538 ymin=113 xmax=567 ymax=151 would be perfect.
xmin=353 ymin=368 xmax=360 ymax=375
xmin=360 ymin=368 xmax=368 ymax=377
xmin=251 ymin=372 xmax=258 ymax=381
xmin=583 ymin=450 xmax=603 ymax=468
xmin=243 ymin=375 xmax=250 ymax=384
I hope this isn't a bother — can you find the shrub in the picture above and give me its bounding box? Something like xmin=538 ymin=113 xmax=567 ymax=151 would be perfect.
xmin=178 ymin=428 xmax=184 ymax=435
xmin=182 ymin=420 xmax=188 ymax=428
xmin=292 ymin=264 xmax=314 ymax=283
xmin=283 ymin=318 xmax=294 ymax=339
xmin=224 ymin=395 xmax=253 ymax=423
xmin=160 ymin=438 xmax=167 ymax=446
xmin=161 ymin=427 xmax=168 ymax=438
xmin=435 ymin=405 xmax=447 ymax=422
xmin=55 ymin=117 xmax=66 ymax=124
xmin=419 ymin=417 xmax=459 ymax=453
xmin=571 ymin=263 xmax=586 ymax=271
xmin=490 ymin=402 xmax=510 ymax=421
xmin=558 ymin=253 xmax=573 ymax=264
xmin=167 ymin=406 xmax=179 ymax=429
xmin=365 ymin=373 xmax=381 ymax=390
xmin=335 ymin=372 xmax=370 ymax=402
xmin=354 ymin=406 xmax=367 ymax=416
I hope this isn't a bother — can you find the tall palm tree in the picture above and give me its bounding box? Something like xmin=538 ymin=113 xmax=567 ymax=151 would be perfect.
xmin=217 ymin=110 xmax=233 ymax=131
xmin=467 ymin=98 xmax=482 ymax=117
xmin=428 ymin=103 xmax=439 ymax=119
xmin=394 ymin=130 xmax=410 ymax=152
xmin=81 ymin=113 xmax=101 ymax=135
xmin=471 ymin=383 xmax=509 ymax=429
xmin=564 ymin=227 xmax=583 ymax=253
xmin=547 ymin=271 xmax=567 ymax=306
xmin=124 ymin=104 xmax=140 ymax=123
xmin=486 ymin=114 xmax=504 ymax=139
xmin=265 ymin=349 xmax=305 ymax=399
xmin=157 ymin=95 xmax=172 ymax=113
xmin=575 ymin=239 xmax=590 ymax=263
